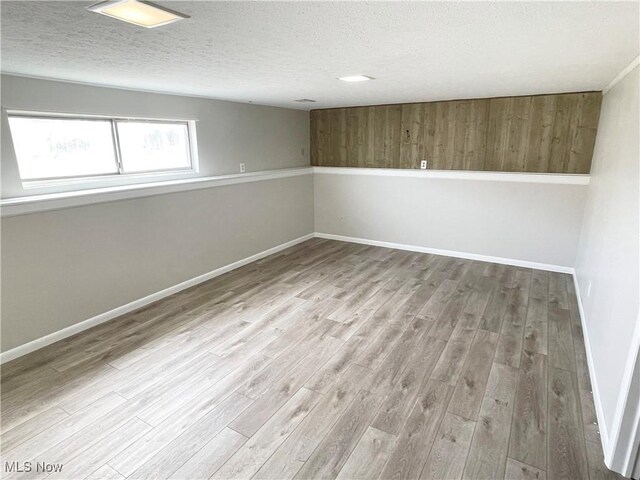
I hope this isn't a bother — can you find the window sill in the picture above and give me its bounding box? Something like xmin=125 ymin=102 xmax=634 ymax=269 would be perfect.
xmin=1 ymin=167 xmax=313 ymax=218
xmin=21 ymin=168 xmax=198 ymax=190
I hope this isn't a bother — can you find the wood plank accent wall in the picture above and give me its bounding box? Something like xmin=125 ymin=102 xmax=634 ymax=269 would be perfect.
xmin=310 ymin=92 xmax=602 ymax=174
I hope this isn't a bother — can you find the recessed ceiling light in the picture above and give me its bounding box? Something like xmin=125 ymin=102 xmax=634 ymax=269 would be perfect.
xmin=87 ymin=0 xmax=189 ymax=28
xmin=338 ymin=75 xmax=374 ymax=82
xmin=294 ymin=99 xmax=317 ymax=103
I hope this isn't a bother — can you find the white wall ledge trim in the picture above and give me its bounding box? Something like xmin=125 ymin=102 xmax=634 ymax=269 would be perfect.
xmin=1 ymin=166 xmax=588 ymax=218
xmin=313 ymin=166 xmax=590 ymax=185
xmin=604 ymin=55 xmax=640 ymax=94
xmin=0 ymin=167 xmax=313 ymax=218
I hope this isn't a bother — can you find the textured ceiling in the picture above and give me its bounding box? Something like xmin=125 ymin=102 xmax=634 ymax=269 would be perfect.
xmin=1 ymin=1 xmax=639 ymax=110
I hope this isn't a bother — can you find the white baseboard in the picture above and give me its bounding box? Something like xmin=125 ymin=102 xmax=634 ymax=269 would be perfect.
xmin=572 ymin=274 xmax=640 ymax=477
xmin=0 ymin=233 xmax=314 ymax=365
xmin=571 ymin=273 xmax=612 ymax=465
xmin=313 ymin=232 xmax=574 ymax=273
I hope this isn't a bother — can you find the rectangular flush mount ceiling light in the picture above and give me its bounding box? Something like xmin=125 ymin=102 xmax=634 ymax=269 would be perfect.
xmin=338 ymin=75 xmax=374 ymax=82
xmin=87 ymin=0 xmax=188 ymax=28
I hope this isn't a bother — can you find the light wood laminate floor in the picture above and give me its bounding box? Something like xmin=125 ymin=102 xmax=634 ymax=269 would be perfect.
xmin=0 ymin=239 xmax=623 ymax=480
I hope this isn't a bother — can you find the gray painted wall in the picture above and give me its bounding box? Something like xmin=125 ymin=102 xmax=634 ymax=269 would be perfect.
xmin=314 ymin=173 xmax=587 ymax=268
xmin=575 ymin=66 xmax=639 ymax=451
xmin=1 ymin=74 xmax=310 ymax=198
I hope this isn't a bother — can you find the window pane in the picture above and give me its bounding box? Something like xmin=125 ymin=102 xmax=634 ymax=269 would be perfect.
xmin=8 ymin=116 xmax=119 ymax=180
xmin=116 ymin=121 xmax=191 ymax=173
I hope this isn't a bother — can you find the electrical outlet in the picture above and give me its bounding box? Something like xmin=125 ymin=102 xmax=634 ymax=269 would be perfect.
xmin=240 ymin=163 xmax=246 ymax=173
xmin=420 ymin=160 xmax=427 ymax=170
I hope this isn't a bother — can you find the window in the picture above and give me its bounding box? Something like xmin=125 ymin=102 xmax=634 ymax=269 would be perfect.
xmin=7 ymin=112 xmax=196 ymax=184
xmin=116 ymin=121 xmax=191 ymax=173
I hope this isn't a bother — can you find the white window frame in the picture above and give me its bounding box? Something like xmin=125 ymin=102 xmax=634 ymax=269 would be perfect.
xmin=7 ymin=110 xmax=200 ymax=189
